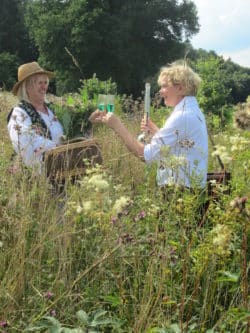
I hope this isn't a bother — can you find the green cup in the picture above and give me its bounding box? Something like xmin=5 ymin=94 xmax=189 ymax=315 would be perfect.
xmin=97 ymin=94 xmax=107 ymax=112
xmin=106 ymin=94 xmax=115 ymax=113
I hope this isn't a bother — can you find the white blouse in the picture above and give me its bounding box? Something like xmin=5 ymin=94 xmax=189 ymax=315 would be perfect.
xmin=144 ymin=96 xmax=208 ymax=188
xmin=7 ymin=105 xmax=64 ymax=171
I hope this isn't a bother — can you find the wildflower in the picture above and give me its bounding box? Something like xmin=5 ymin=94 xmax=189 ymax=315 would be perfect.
xmin=76 ymin=205 xmax=83 ymax=214
xmin=44 ymin=291 xmax=54 ymax=299
xmin=176 ymin=198 xmax=185 ymax=213
xmin=0 ymin=321 xmax=8 ymax=327
xmin=160 ymin=154 xmax=187 ymax=169
xmin=134 ymin=210 xmax=146 ymax=221
xmin=230 ymin=134 xmax=250 ymax=151
xmin=147 ymin=204 xmax=160 ymax=216
xmin=87 ymin=174 xmax=109 ymax=192
xmin=211 ymin=145 xmax=232 ymax=165
xmin=82 ymin=201 xmax=93 ymax=213
xmin=111 ymin=216 xmax=118 ymax=225
xmin=118 ymin=233 xmax=134 ymax=244
xmin=112 ymin=196 xmax=131 ymax=216
xmin=211 ymin=224 xmax=232 ymax=256
xmin=138 ymin=210 xmax=146 ymax=218
xmin=50 ymin=309 xmax=56 ymax=317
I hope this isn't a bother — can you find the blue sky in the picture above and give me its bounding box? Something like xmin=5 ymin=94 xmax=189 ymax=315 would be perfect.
xmin=191 ymin=0 xmax=250 ymax=68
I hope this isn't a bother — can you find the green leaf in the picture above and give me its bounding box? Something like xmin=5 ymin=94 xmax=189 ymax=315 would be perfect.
xmin=26 ymin=317 xmax=62 ymax=332
xmin=67 ymin=95 xmax=75 ymax=106
xmin=102 ymin=294 xmax=122 ymax=307
xmin=146 ymin=328 xmax=168 ymax=333
xmin=62 ymin=111 xmax=72 ymax=132
xmin=216 ymin=271 xmax=239 ymax=283
xmin=169 ymin=324 xmax=181 ymax=333
xmin=92 ymin=309 xmax=107 ymax=321
xmin=90 ymin=318 xmax=117 ymax=328
xmin=76 ymin=310 xmax=89 ymax=325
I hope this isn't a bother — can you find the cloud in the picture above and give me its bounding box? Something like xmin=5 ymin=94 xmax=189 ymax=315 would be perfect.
xmin=219 ymin=9 xmax=238 ymax=23
xmin=191 ymin=0 xmax=250 ymax=67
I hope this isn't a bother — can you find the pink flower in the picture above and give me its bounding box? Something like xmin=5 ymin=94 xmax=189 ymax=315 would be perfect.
xmin=134 ymin=210 xmax=146 ymax=221
xmin=50 ymin=309 xmax=56 ymax=317
xmin=111 ymin=216 xmax=118 ymax=225
xmin=0 ymin=321 xmax=8 ymax=327
xmin=44 ymin=291 xmax=54 ymax=299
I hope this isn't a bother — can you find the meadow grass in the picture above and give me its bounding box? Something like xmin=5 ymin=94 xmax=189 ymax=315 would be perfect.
xmin=0 ymin=92 xmax=249 ymax=332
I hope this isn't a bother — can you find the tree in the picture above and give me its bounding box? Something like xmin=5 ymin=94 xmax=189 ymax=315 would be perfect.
xmin=0 ymin=0 xmax=37 ymax=62
xmin=0 ymin=0 xmax=38 ymax=89
xmin=223 ymin=59 xmax=250 ymax=104
xmin=0 ymin=52 xmax=19 ymax=89
xmin=195 ymin=55 xmax=232 ymax=114
xmin=191 ymin=49 xmax=250 ymax=113
xmin=24 ymin=0 xmax=200 ymax=95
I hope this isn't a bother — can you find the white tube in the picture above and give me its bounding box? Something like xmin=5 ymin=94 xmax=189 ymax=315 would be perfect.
xmin=144 ymin=83 xmax=151 ymax=125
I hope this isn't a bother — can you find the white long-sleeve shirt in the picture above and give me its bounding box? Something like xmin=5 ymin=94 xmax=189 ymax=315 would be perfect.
xmin=7 ymin=105 xmax=64 ymax=171
xmin=144 ymin=96 xmax=208 ymax=188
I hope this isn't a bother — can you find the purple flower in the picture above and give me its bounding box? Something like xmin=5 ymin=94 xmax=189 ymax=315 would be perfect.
xmin=0 ymin=321 xmax=8 ymax=327
xmin=50 ymin=309 xmax=56 ymax=317
xmin=44 ymin=291 xmax=54 ymax=299
xmin=111 ymin=216 xmax=118 ymax=225
xmin=118 ymin=233 xmax=134 ymax=244
xmin=138 ymin=211 xmax=146 ymax=218
xmin=134 ymin=210 xmax=146 ymax=221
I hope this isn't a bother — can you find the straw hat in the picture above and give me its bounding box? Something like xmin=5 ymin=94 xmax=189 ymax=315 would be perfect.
xmin=12 ymin=61 xmax=54 ymax=95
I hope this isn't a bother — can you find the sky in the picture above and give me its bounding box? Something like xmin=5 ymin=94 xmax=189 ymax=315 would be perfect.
xmin=190 ymin=0 xmax=250 ymax=68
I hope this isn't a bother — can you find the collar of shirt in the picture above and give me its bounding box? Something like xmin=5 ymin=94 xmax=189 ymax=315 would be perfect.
xmin=172 ymin=96 xmax=199 ymax=115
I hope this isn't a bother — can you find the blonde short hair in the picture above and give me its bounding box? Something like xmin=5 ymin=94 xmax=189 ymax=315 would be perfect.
xmin=158 ymin=61 xmax=201 ymax=96
xmin=16 ymin=74 xmax=49 ymax=103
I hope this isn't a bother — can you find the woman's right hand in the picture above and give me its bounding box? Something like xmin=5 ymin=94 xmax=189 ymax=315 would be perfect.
xmin=88 ymin=109 xmax=105 ymax=123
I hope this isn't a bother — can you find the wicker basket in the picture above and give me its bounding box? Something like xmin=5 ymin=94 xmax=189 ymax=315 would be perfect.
xmin=45 ymin=138 xmax=102 ymax=181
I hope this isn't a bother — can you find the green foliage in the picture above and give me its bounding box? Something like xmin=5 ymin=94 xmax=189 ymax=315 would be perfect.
xmin=26 ymin=308 xmax=123 ymax=332
xmin=193 ymin=53 xmax=250 ymax=124
xmin=24 ymin=0 xmax=199 ymax=95
xmin=53 ymin=96 xmax=95 ymax=139
xmin=53 ymin=75 xmax=117 ymax=138
xmin=0 ymin=52 xmax=20 ymax=89
xmin=0 ymin=0 xmax=37 ymax=63
xmin=78 ymin=74 xmax=117 ymax=100
xmin=195 ymin=56 xmax=232 ymax=113
xmin=0 ymin=92 xmax=250 ymax=332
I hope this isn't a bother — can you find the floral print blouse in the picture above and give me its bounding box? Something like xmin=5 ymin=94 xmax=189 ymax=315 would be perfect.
xmin=7 ymin=102 xmax=64 ymax=172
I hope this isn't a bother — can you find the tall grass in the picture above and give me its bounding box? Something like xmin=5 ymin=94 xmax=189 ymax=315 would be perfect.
xmin=0 ymin=91 xmax=249 ymax=332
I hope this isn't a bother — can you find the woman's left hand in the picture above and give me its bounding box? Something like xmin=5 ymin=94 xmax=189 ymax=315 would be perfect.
xmin=89 ymin=109 xmax=121 ymax=130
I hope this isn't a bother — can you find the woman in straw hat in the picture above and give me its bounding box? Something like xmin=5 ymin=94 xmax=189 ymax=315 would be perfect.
xmin=7 ymin=61 xmax=64 ymax=172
